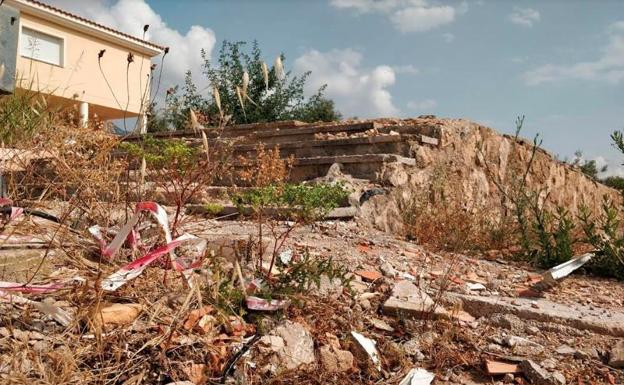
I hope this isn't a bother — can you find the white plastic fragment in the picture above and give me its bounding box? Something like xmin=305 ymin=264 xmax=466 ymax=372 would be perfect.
xmin=279 ymin=249 xmax=293 ymax=265
xmin=0 ymin=290 xmax=72 ymax=326
xmin=100 ymin=201 xmax=172 ymax=260
xmin=466 ymin=282 xmax=487 ymax=291
xmin=399 ymin=368 xmax=435 ymax=385
xmin=246 ymin=296 xmax=289 ymax=311
xmin=542 ymin=253 xmax=593 ymax=283
xmin=101 ymin=233 xmax=201 ymax=291
xmin=351 ymin=331 xmax=381 ymax=371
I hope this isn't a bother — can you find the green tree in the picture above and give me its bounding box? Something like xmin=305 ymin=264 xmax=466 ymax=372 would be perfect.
xmin=148 ymin=40 xmax=341 ymax=131
xmin=603 ymin=176 xmax=624 ymax=192
xmin=572 ymin=150 xmax=605 ymax=180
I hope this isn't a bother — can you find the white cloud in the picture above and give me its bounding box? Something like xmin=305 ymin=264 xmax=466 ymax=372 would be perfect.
xmin=407 ymin=99 xmax=437 ymax=110
xmin=610 ymin=21 xmax=624 ymax=33
xmin=45 ymin=0 xmax=216 ymax=93
xmin=391 ymin=5 xmax=455 ymax=32
xmin=330 ymin=0 xmax=460 ymax=32
xmin=392 ymin=64 xmax=420 ymax=74
xmin=508 ymin=7 xmax=540 ymax=27
xmin=294 ymin=49 xmax=399 ymax=117
xmin=330 ymin=0 xmax=414 ymax=13
xmin=524 ymin=21 xmax=624 ymax=85
xmin=442 ymin=32 xmax=455 ymax=43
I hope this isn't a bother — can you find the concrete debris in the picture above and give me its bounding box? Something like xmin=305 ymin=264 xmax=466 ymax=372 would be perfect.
xmin=419 ymin=135 xmax=439 ymax=146
xmin=257 ymin=321 xmax=315 ymax=373
xmin=520 ymin=360 xmax=565 ymax=385
xmin=401 ymin=338 xmax=424 ymax=359
xmin=609 ymin=340 xmax=624 ymax=368
xmin=490 ymin=313 xmax=524 ymax=331
xmin=550 ymin=371 xmax=566 ymax=385
xmin=555 ymin=344 xmax=576 ymax=356
xmin=383 ymin=280 xmax=447 ymax=319
xmin=452 ymin=293 xmax=624 ymax=337
xmin=380 ymin=261 xmax=398 ymax=278
xmin=349 ymin=280 xmax=369 ymax=294
xmin=541 ymin=253 xmax=593 ymax=285
xmin=350 ymin=331 xmax=381 ymax=371
xmin=503 ymin=335 xmax=542 ymax=348
xmin=278 ymin=249 xmax=292 ymax=265
xmin=369 ymin=317 xmax=394 ymax=332
xmin=399 ymin=368 xmax=435 ymax=385
xmin=319 ymin=345 xmax=354 ymax=373
xmin=466 ymin=282 xmax=487 ymax=291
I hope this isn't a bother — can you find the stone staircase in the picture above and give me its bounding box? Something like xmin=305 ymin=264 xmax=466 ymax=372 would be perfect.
xmin=123 ymin=118 xmax=441 ymax=184
xmin=121 ymin=118 xmax=443 ymax=220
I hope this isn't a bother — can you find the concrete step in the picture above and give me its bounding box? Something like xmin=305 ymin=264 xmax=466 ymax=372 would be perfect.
xmin=122 ymin=153 xmax=415 ymax=185
xmin=123 ymin=121 xmax=380 ymax=144
xmin=287 ymin=153 xmax=416 ymax=182
xmin=233 ymin=134 xmax=414 ymax=158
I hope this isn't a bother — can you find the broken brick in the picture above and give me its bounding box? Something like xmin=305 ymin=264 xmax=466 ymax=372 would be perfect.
xmin=485 ymin=360 xmax=520 ymax=375
xmin=355 ymin=270 xmax=382 ymax=282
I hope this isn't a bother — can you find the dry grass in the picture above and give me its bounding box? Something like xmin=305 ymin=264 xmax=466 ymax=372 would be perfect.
xmin=400 ymin=163 xmax=516 ymax=254
xmin=237 ymin=143 xmax=294 ymax=188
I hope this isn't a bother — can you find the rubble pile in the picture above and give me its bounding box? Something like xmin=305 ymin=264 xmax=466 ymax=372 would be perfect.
xmin=0 ymin=202 xmax=623 ymax=384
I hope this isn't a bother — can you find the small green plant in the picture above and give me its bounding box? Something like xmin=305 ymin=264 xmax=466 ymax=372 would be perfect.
xmin=263 ymin=250 xmax=352 ymax=297
xmin=232 ymin=182 xmax=348 ymax=276
xmin=202 ymin=202 xmax=225 ymax=216
xmin=529 ymin=202 xmax=576 ymax=268
xmin=579 ymin=199 xmax=624 ymax=280
xmin=120 ymin=135 xmax=233 ymax=233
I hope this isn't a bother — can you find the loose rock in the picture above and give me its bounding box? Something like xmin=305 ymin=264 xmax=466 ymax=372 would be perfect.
xmin=609 ymin=340 xmax=624 ymax=368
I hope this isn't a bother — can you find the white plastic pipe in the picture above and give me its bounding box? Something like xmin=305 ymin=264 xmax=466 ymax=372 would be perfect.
xmin=79 ymin=101 xmax=89 ymax=127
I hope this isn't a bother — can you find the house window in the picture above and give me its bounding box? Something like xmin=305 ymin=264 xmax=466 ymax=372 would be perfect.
xmin=20 ymin=27 xmax=63 ymax=66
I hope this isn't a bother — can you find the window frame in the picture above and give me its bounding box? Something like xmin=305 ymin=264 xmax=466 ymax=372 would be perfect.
xmin=19 ymin=25 xmax=65 ymax=68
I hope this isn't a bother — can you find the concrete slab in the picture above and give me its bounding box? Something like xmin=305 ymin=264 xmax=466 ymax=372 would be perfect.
xmin=452 ymin=293 xmax=624 ymax=337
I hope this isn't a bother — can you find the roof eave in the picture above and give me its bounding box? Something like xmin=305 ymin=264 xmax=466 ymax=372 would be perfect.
xmin=4 ymin=0 xmax=164 ymax=57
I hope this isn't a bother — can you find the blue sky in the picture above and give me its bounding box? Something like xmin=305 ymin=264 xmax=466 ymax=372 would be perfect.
xmin=49 ymin=0 xmax=624 ymax=173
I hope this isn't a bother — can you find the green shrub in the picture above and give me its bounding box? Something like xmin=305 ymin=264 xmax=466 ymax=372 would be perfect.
xmin=579 ymin=199 xmax=624 ymax=280
xmin=232 ymin=182 xmax=348 ymax=222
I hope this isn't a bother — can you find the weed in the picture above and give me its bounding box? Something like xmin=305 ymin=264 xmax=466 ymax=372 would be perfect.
xmin=268 ymin=250 xmax=352 ymax=296
xmin=202 ymin=202 xmax=225 ymax=215
xmin=233 ymin=182 xmax=348 ymax=276
xmin=579 ymin=198 xmax=624 ymax=279
xmin=400 ymin=162 xmax=515 ymax=253
xmin=120 ymin=134 xmax=233 ymax=234
xmin=237 ymin=143 xmax=294 ymax=187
